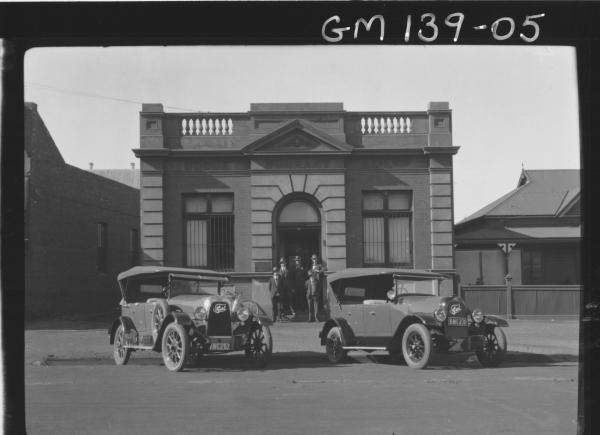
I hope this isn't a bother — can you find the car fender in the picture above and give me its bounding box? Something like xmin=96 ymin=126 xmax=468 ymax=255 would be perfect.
xmin=319 ymin=318 xmax=356 ymax=346
xmin=108 ymin=316 xmax=136 ymax=344
xmin=389 ymin=314 xmax=435 ymax=351
xmin=152 ymin=312 xmax=193 ymax=352
xmin=254 ymin=314 xmax=274 ymax=327
xmin=483 ymin=315 xmax=509 ymax=327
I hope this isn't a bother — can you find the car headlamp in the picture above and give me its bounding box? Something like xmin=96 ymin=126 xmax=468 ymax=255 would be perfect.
xmin=237 ymin=307 xmax=250 ymax=322
xmin=434 ymin=306 xmax=447 ymax=322
xmin=472 ymin=308 xmax=484 ymax=324
xmin=194 ymin=306 xmax=207 ymax=321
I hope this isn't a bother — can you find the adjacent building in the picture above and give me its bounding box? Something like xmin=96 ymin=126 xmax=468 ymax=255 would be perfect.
xmin=25 ymin=102 xmax=140 ymax=319
xmin=455 ymin=169 xmax=580 ymax=318
xmin=455 ymin=169 xmax=580 ymax=286
xmin=135 ymin=102 xmax=459 ymax=302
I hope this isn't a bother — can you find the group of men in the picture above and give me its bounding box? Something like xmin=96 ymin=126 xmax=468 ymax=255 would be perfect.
xmin=269 ymin=254 xmax=325 ymax=322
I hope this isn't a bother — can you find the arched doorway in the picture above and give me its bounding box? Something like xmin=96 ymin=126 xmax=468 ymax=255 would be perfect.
xmin=274 ymin=195 xmax=321 ymax=272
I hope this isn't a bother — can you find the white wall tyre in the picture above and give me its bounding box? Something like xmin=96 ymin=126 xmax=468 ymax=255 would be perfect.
xmin=325 ymin=326 xmax=347 ymax=364
xmin=476 ymin=326 xmax=507 ymax=367
xmin=113 ymin=324 xmax=132 ymax=366
xmin=402 ymin=323 xmax=432 ymax=369
xmin=161 ymin=323 xmax=189 ymax=372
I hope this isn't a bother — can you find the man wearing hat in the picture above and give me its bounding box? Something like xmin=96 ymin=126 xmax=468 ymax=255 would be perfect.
xmin=268 ymin=267 xmax=283 ymax=322
xmin=305 ymin=270 xmax=320 ymax=322
xmin=310 ymin=254 xmax=326 ymax=313
xmin=277 ymin=257 xmax=293 ymax=319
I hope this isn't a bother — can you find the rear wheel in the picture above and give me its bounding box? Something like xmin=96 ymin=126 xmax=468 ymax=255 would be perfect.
xmin=402 ymin=323 xmax=432 ymax=369
xmin=113 ymin=324 xmax=131 ymax=366
xmin=476 ymin=326 xmax=507 ymax=367
xmin=325 ymin=326 xmax=347 ymax=364
xmin=161 ymin=323 xmax=189 ymax=372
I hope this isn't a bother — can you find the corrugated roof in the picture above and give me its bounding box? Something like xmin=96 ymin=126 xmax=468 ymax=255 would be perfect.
xmin=505 ymin=226 xmax=581 ymax=239
xmin=459 ymin=169 xmax=580 ymax=224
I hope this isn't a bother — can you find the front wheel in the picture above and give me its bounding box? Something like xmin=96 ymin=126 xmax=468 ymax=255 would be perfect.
xmin=325 ymin=326 xmax=347 ymax=364
xmin=161 ymin=323 xmax=190 ymax=372
xmin=402 ymin=323 xmax=432 ymax=369
xmin=113 ymin=324 xmax=132 ymax=366
xmin=245 ymin=324 xmax=272 ymax=368
xmin=476 ymin=326 xmax=507 ymax=367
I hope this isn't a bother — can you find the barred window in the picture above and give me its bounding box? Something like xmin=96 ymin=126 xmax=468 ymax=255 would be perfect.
xmin=184 ymin=194 xmax=234 ymax=271
xmin=362 ymin=191 xmax=412 ymax=267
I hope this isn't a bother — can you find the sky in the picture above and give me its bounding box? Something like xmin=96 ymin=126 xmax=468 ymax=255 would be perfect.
xmin=24 ymin=45 xmax=580 ymax=223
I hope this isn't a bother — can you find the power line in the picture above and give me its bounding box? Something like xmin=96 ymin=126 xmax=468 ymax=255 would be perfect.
xmin=25 ymin=81 xmax=199 ymax=112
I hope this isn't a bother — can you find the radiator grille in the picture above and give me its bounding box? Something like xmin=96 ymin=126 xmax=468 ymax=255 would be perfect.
xmin=207 ymin=302 xmax=232 ymax=336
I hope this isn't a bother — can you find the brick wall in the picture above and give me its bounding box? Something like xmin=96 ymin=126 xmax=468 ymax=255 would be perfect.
xmin=25 ymin=103 xmax=140 ymax=319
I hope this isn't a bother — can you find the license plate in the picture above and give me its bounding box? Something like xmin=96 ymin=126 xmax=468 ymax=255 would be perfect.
xmin=448 ymin=317 xmax=468 ymax=327
xmin=209 ymin=342 xmax=231 ymax=351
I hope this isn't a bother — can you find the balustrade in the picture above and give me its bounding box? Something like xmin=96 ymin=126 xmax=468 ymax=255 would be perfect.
xmin=181 ymin=117 xmax=234 ymax=136
xmin=360 ymin=116 xmax=412 ymax=135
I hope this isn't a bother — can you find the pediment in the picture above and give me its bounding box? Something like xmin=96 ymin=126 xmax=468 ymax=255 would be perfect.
xmin=242 ymin=119 xmax=352 ymax=155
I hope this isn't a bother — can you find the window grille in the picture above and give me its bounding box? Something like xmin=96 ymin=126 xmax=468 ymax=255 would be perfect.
xmin=184 ymin=194 xmax=234 ymax=271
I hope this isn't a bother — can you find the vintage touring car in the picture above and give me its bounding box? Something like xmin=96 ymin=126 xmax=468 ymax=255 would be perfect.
xmin=108 ymin=266 xmax=273 ymax=371
xmin=319 ymin=268 xmax=509 ymax=369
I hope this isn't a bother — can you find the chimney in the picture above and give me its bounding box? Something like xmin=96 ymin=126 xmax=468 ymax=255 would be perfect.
xmin=89 ymin=162 xmax=94 ymax=170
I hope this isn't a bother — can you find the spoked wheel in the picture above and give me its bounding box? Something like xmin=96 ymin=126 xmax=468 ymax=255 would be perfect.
xmin=325 ymin=326 xmax=347 ymax=364
xmin=245 ymin=324 xmax=272 ymax=368
xmin=402 ymin=323 xmax=432 ymax=369
xmin=113 ymin=324 xmax=132 ymax=366
xmin=476 ymin=326 xmax=507 ymax=367
xmin=161 ymin=323 xmax=189 ymax=372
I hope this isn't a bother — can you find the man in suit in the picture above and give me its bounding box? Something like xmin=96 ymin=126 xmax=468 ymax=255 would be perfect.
xmin=310 ymin=254 xmax=326 ymax=313
xmin=305 ymin=270 xmax=321 ymax=322
xmin=291 ymin=256 xmax=306 ymax=313
xmin=268 ymin=268 xmax=283 ymax=322
xmin=277 ymin=257 xmax=293 ymax=319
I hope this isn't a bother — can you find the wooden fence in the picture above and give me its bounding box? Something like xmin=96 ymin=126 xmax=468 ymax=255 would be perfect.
xmin=459 ymin=284 xmax=581 ymax=318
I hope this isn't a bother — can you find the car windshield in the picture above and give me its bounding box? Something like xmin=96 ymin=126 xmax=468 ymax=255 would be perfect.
xmin=169 ymin=278 xmax=220 ymax=297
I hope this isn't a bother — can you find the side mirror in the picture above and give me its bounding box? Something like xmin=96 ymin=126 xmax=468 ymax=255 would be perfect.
xmin=387 ymin=289 xmax=397 ymax=302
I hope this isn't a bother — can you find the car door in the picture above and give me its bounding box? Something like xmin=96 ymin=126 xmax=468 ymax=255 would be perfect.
xmin=363 ymin=302 xmax=392 ymax=345
xmin=340 ymin=287 xmax=366 ymax=337
xmin=121 ymin=283 xmax=148 ymax=338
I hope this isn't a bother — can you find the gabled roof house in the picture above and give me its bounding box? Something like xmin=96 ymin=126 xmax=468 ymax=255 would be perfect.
xmin=455 ymin=169 xmax=580 ymax=286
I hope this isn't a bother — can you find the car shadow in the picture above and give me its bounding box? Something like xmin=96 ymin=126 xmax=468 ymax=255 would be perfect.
xmin=40 ymin=350 xmax=578 ymax=370
xmin=366 ymin=351 xmax=578 ymax=369
xmin=42 ymin=351 xmax=335 ymax=371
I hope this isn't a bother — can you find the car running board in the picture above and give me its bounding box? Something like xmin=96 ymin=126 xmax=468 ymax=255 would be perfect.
xmin=342 ymin=346 xmax=387 ymax=351
xmin=124 ymin=345 xmax=154 ymax=350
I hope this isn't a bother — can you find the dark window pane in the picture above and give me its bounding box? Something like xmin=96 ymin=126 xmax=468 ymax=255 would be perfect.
xmin=185 ymin=196 xmax=208 ymax=213
xmin=212 ymin=194 xmax=233 ymax=213
xmin=363 ymin=192 xmax=384 ymax=211
xmin=388 ymin=192 xmax=412 ymax=210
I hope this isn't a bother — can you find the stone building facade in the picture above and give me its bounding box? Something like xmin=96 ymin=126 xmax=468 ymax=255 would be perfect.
xmin=135 ymin=102 xmax=458 ymax=303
